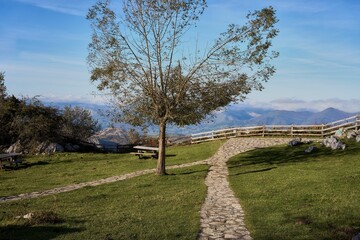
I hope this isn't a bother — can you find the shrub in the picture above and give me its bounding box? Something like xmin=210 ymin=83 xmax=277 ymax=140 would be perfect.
xmin=61 ymin=106 xmax=101 ymax=141
xmin=27 ymin=211 xmax=63 ymax=225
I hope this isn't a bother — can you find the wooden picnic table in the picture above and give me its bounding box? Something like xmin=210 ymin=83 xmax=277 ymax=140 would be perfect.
xmin=130 ymin=146 xmax=159 ymax=159
xmin=0 ymin=153 xmax=23 ymax=169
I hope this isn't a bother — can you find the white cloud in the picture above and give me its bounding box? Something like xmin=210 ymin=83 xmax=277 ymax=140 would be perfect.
xmin=14 ymin=0 xmax=96 ymax=16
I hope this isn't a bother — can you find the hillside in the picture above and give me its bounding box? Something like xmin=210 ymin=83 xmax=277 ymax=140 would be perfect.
xmin=45 ymin=101 xmax=358 ymax=135
xmin=174 ymin=107 xmax=356 ymax=134
xmin=303 ymin=107 xmax=353 ymax=124
xmin=243 ymin=110 xmax=314 ymax=125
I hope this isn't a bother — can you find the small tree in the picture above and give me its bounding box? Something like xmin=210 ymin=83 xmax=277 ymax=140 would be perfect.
xmin=61 ymin=106 xmax=101 ymax=141
xmin=87 ymin=0 xmax=279 ymax=174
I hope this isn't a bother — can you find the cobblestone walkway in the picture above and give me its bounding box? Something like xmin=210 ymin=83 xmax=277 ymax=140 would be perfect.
xmin=198 ymin=138 xmax=290 ymax=240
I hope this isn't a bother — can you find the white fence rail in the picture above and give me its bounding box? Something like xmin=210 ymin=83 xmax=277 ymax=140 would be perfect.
xmin=191 ymin=115 xmax=360 ymax=144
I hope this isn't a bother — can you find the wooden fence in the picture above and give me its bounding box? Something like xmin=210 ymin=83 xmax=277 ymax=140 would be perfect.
xmin=191 ymin=115 xmax=360 ymax=144
xmin=78 ymin=140 xmax=134 ymax=153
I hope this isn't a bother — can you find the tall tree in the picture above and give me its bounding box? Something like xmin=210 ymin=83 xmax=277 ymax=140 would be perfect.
xmin=87 ymin=0 xmax=279 ymax=175
xmin=0 ymin=71 xmax=10 ymax=145
xmin=0 ymin=71 xmax=6 ymax=99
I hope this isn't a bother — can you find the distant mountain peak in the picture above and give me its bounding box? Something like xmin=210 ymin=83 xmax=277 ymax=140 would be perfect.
xmin=322 ymin=107 xmax=339 ymax=111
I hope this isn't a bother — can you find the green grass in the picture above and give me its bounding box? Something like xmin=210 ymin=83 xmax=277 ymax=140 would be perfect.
xmin=0 ymin=165 xmax=208 ymax=239
xmin=0 ymin=141 xmax=224 ymax=197
xmin=228 ymin=139 xmax=360 ymax=240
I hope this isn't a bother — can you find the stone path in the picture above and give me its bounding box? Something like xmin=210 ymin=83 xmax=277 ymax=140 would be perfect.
xmin=198 ymin=138 xmax=290 ymax=240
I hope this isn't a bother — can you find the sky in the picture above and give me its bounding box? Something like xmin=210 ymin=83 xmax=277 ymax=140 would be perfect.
xmin=0 ymin=0 xmax=359 ymax=112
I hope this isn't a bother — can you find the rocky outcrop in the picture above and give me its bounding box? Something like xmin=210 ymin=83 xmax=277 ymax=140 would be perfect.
xmin=346 ymin=130 xmax=360 ymax=142
xmin=36 ymin=142 xmax=64 ymax=154
xmin=6 ymin=141 xmax=66 ymax=154
xmin=288 ymin=138 xmax=303 ymax=147
xmin=353 ymin=232 xmax=360 ymax=240
xmin=347 ymin=130 xmax=358 ymax=139
xmin=89 ymin=128 xmax=130 ymax=145
xmin=88 ymin=128 xmax=131 ymax=152
xmin=5 ymin=140 xmax=24 ymax=153
xmin=323 ymin=136 xmax=346 ymax=150
xmin=305 ymin=146 xmax=318 ymax=153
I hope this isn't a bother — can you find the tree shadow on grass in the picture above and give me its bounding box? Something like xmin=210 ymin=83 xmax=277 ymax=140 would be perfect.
xmin=228 ymin=141 xmax=360 ymax=169
xmin=0 ymin=225 xmax=84 ymax=240
xmin=136 ymin=154 xmax=177 ymax=160
xmin=232 ymin=166 xmax=277 ymax=175
xmin=1 ymin=161 xmax=49 ymax=171
xmin=165 ymin=165 xmax=208 ymax=176
xmin=172 ymin=169 xmax=209 ymax=175
xmin=273 ymin=214 xmax=360 ymax=240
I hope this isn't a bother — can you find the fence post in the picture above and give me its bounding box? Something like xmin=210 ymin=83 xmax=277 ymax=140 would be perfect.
xmin=321 ymin=124 xmax=325 ymax=138
xmin=211 ymin=131 xmax=214 ymax=140
xmin=356 ymin=115 xmax=360 ymax=131
xmin=262 ymin=126 xmax=265 ymax=137
xmin=291 ymin=125 xmax=294 ymax=137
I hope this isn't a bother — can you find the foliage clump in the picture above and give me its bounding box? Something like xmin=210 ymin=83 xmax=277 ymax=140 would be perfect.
xmin=0 ymin=73 xmax=100 ymax=152
xmin=27 ymin=211 xmax=63 ymax=225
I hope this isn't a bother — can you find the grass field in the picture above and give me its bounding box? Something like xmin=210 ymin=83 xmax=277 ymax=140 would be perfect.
xmin=0 ymin=140 xmax=224 ymax=197
xmin=2 ymin=137 xmax=360 ymax=239
xmin=0 ymin=165 xmax=208 ymax=239
xmin=228 ymin=139 xmax=360 ymax=240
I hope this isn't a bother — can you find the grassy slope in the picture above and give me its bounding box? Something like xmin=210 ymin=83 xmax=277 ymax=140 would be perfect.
xmin=228 ymin=140 xmax=360 ymax=240
xmin=0 ymin=165 xmax=208 ymax=240
xmin=0 ymin=140 xmax=224 ymax=197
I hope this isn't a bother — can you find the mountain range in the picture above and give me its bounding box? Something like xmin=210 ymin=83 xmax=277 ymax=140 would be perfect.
xmin=45 ymin=101 xmax=359 ymax=135
xmin=171 ymin=106 xmax=358 ymax=135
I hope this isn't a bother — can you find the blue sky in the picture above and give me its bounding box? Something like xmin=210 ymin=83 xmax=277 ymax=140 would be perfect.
xmin=0 ymin=0 xmax=359 ymax=112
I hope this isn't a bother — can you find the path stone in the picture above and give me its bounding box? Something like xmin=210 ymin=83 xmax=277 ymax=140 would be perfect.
xmin=198 ymin=138 xmax=291 ymax=240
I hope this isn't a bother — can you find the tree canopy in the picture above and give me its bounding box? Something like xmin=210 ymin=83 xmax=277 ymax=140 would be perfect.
xmin=0 ymin=72 xmax=101 ymax=152
xmin=87 ymin=0 xmax=279 ymax=174
xmin=61 ymin=106 xmax=101 ymax=141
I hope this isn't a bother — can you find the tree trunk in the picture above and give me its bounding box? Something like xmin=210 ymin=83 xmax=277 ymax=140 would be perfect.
xmin=156 ymin=121 xmax=167 ymax=175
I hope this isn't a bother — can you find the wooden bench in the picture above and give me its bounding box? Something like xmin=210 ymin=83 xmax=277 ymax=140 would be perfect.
xmin=130 ymin=146 xmax=159 ymax=159
xmin=0 ymin=153 xmax=23 ymax=169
